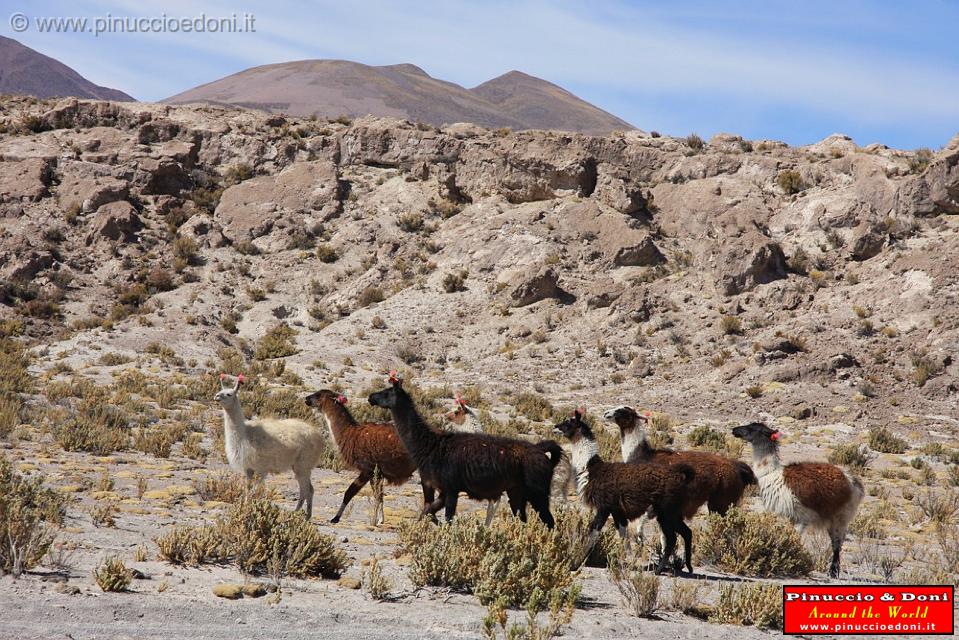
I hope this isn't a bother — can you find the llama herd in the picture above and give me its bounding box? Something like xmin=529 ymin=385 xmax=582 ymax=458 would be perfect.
xmin=214 ymin=371 xmax=865 ymax=578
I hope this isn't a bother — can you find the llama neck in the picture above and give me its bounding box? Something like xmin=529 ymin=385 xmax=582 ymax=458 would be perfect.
xmin=221 ymin=401 xmax=247 ymax=466
xmin=320 ymin=403 xmax=357 ymax=448
xmin=463 ymin=410 xmax=483 ymax=433
xmin=751 ymin=440 xmax=782 ymax=476
xmin=620 ymin=425 xmax=647 ymax=463
xmin=389 ymin=392 xmax=441 ymax=466
xmin=570 ymin=436 xmax=600 ymax=499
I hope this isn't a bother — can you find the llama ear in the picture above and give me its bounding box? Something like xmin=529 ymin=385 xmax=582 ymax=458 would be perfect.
xmin=219 ymin=372 xmax=228 ymax=389
xmin=336 ymin=394 xmax=348 ymax=405
xmin=234 ymin=374 xmax=245 ymax=391
xmin=388 ymin=370 xmax=402 ymax=387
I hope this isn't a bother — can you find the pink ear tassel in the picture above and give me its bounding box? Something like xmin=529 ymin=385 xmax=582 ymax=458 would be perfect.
xmin=219 ymin=372 xmax=227 ymax=381
xmin=336 ymin=395 xmax=348 ymax=405
xmin=237 ymin=374 xmax=245 ymax=384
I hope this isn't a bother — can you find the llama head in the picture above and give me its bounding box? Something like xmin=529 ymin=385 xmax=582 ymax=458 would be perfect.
xmin=446 ymin=393 xmax=473 ymax=424
xmin=552 ymin=408 xmax=594 ymax=443
xmin=304 ymin=389 xmax=348 ymax=410
xmin=214 ymin=372 xmax=243 ymax=405
xmin=602 ymin=405 xmax=648 ymax=435
xmin=732 ymin=422 xmax=779 ymax=445
xmin=368 ymin=373 xmax=405 ymax=409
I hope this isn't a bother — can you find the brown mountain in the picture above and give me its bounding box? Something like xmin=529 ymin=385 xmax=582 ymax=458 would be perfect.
xmin=472 ymin=70 xmax=631 ymax=135
xmin=0 ymin=36 xmax=134 ymax=101
xmin=164 ymin=59 xmax=631 ymax=135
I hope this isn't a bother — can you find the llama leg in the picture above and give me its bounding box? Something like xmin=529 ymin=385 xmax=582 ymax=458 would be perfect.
xmin=421 ymin=483 xmax=435 ymax=517
xmin=529 ymin=494 xmax=555 ymax=529
xmin=656 ymin=524 xmax=678 ymax=575
xmin=828 ymin=525 xmax=845 ymax=578
xmin=425 ymin=491 xmax=446 ymax=518
xmin=443 ymin=492 xmax=460 ymax=523
xmin=506 ymin=491 xmax=527 ymax=522
xmin=586 ymin=509 xmax=610 ymax=554
xmin=613 ymin=513 xmax=630 ymax=555
xmin=294 ymin=467 xmax=314 ymax=520
xmin=676 ymin=520 xmax=694 ymax=574
xmin=484 ymin=498 xmax=500 ymax=526
xmin=332 ymin=470 xmax=372 ymax=524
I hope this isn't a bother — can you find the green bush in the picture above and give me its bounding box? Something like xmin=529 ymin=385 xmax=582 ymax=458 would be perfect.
xmin=696 ymin=508 xmax=813 ymax=577
xmin=0 ymin=455 xmax=66 ymax=575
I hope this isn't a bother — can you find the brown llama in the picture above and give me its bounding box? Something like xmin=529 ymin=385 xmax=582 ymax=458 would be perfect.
xmin=368 ymin=372 xmax=562 ymax=527
xmin=304 ymin=389 xmax=433 ymax=524
xmin=732 ymin=422 xmax=864 ymax=577
xmin=553 ymin=409 xmax=696 ymax=574
xmin=604 ymin=405 xmax=756 ymax=519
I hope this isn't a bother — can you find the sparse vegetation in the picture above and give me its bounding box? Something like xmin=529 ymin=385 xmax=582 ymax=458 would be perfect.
xmin=777 ymin=169 xmax=806 ymax=195
xmin=720 ymin=315 xmax=742 ymax=335
xmin=0 ymin=455 xmax=65 ymax=576
xmin=357 ymin=286 xmax=385 ymax=308
xmin=867 ymin=426 xmax=907 ymax=454
xmin=711 ymin=582 xmax=783 ymax=629
xmin=696 ymin=508 xmax=813 ymax=577
xmin=93 ymin=556 xmax=133 ymax=592
xmin=828 ymin=443 xmax=872 ymax=471
xmin=254 ymin=324 xmax=299 ymax=360
xmin=442 ymin=270 xmax=468 ymax=293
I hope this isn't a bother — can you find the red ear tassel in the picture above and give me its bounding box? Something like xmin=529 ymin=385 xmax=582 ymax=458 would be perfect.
xmin=455 ymin=393 xmax=466 ymax=407
xmin=770 ymin=430 xmax=781 ymax=441
xmin=336 ymin=395 xmax=348 ymax=405
xmin=219 ymin=372 xmax=227 ymax=381
xmin=237 ymin=374 xmax=245 ymax=384
xmin=388 ymin=369 xmax=401 ymax=384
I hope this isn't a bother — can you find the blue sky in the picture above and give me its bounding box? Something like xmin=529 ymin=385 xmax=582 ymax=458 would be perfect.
xmin=6 ymin=0 xmax=959 ymax=149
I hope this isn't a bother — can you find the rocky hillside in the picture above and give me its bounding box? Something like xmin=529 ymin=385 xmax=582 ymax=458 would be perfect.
xmin=163 ymin=60 xmax=632 ymax=135
xmin=1 ymin=95 xmax=958 ymax=432
xmin=0 ymin=36 xmax=134 ymax=101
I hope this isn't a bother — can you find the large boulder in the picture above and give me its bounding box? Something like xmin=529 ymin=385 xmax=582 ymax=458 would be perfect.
xmin=0 ymin=158 xmax=51 ymax=202
xmin=592 ymin=165 xmax=648 ymax=215
xmin=714 ymin=235 xmax=788 ymax=296
xmin=137 ymin=158 xmax=192 ymax=195
xmin=215 ymin=160 xmax=344 ymax=243
xmin=613 ymin=237 xmax=666 ymax=267
xmin=899 ymin=146 xmax=959 ymax=217
xmin=85 ymin=201 xmax=142 ymax=245
xmin=57 ymin=176 xmax=129 ymax=212
xmin=509 ymin=267 xmax=574 ymax=307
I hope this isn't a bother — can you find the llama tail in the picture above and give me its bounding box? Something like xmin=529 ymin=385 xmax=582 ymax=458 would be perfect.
xmin=736 ymin=460 xmax=757 ymax=486
xmin=536 ymin=440 xmax=565 ymax=469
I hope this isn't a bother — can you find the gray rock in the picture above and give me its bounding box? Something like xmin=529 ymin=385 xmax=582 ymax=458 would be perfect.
xmin=85 ymin=201 xmax=142 ymax=245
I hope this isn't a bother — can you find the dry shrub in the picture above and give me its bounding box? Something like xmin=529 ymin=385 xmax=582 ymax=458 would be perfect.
xmin=607 ymin=546 xmax=660 ymax=617
xmin=398 ymin=515 xmax=577 ymax=607
xmin=192 ymin=471 xmax=256 ymax=503
xmin=93 ymin=556 xmax=132 ymax=592
xmin=0 ymin=393 xmax=21 ymax=439
xmin=0 ymin=338 xmax=33 ymax=398
xmin=155 ymin=525 xmax=226 ymax=566
xmin=483 ymin=583 xmax=580 ymax=640
xmin=867 ymin=426 xmax=907 ymax=454
xmin=711 ymin=582 xmax=782 ymax=629
xmin=254 ymin=324 xmax=299 ymax=360
xmin=776 ymin=169 xmax=805 ymax=195
xmin=696 ymin=508 xmax=813 ymax=577
xmin=828 ymin=443 xmax=872 ymax=471
xmin=90 ymin=501 xmax=118 ymax=528
xmin=362 ymin=556 xmax=392 ymax=600
xmin=512 ymin=393 xmax=554 ymax=422
xmin=54 ymin=397 xmax=130 ymax=455
xmin=157 ymin=489 xmax=348 ymax=579
xmin=0 ymin=455 xmax=65 ymax=575
xmin=134 ymin=423 xmax=185 ymax=458
xmin=552 ymin=507 xmax=616 ymax=568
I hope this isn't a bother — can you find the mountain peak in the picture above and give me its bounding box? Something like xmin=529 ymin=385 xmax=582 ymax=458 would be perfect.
xmin=164 ymin=59 xmax=630 ymax=135
xmin=0 ymin=36 xmax=134 ymax=101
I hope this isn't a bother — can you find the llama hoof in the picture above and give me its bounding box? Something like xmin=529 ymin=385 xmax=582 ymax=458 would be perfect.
xmin=330 ymin=516 xmax=341 ymax=524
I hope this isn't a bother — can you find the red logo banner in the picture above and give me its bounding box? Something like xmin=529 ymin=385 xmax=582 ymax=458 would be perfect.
xmin=783 ymin=585 xmax=954 ymax=635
